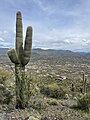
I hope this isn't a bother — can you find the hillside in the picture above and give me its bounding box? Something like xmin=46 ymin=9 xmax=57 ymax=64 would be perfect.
xmin=0 ymin=48 xmax=90 ymax=63
xmin=0 ymin=48 xmax=90 ymax=120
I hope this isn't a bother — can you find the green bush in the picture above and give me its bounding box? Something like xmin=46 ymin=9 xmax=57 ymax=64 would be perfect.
xmin=78 ymin=93 xmax=90 ymax=111
xmin=40 ymin=83 xmax=66 ymax=99
xmin=0 ymin=68 xmax=11 ymax=84
xmin=0 ymin=68 xmax=13 ymax=105
xmin=84 ymin=112 xmax=90 ymax=120
xmin=47 ymin=99 xmax=58 ymax=105
xmin=0 ymin=84 xmax=13 ymax=104
xmin=29 ymin=98 xmax=47 ymax=110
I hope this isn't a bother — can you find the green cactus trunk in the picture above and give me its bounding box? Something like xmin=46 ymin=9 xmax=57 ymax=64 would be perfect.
xmin=82 ymin=73 xmax=87 ymax=94
xmin=15 ymin=64 xmax=25 ymax=108
xmin=8 ymin=11 xmax=32 ymax=109
xmin=83 ymin=77 xmax=87 ymax=94
xmin=82 ymin=73 xmax=85 ymax=93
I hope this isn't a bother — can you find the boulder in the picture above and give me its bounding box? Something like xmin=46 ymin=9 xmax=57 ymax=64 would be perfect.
xmin=61 ymin=98 xmax=79 ymax=108
xmin=28 ymin=116 xmax=40 ymax=120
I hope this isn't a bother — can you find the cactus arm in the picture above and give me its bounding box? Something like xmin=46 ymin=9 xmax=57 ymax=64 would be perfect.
xmin=23 ymin=26 xmax=32 ymax=65
xmin=8 ymin=49 xmax=20 ymax=64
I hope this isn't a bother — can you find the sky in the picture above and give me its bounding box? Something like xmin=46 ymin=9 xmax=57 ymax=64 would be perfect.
xmin=0 ymin=0 xmax=90 ymax=52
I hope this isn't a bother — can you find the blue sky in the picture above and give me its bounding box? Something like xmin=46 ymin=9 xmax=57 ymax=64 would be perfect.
xmin=0 ymin=0 xmax=90 ymax=51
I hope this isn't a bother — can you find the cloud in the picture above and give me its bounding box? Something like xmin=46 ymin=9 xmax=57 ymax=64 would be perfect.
xmin=0 ymin=37 xmax=4 ymax=42
xmin=32 ymin=25 xmax=90 ymax=51
xmin=32 ymin=0 xmax=56 ymax=15
xmin=0 ymin=0 xmax=90 ymax=51
xmin=0 ymin=40 xmax=12 ymax=49
xmin=0 ymin=29 xmax=15 ymax=48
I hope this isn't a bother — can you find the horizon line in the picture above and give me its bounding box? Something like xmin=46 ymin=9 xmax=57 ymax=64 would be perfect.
xmin=0 ymin=47 xmax=90 ymax=53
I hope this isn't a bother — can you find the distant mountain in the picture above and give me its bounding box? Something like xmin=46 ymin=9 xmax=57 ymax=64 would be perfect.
xmin=0 ymin=47 xmax=90 ymax=57
xmin=32 ymin=48 xmax=80 ymax=57
xmin=0 ymin=48 xmax=90 ymax=64
xmin=78 ymin=52 xmax=90 ymax=54
xmin=0 ymin=48 xmax=8 ymax=55
xmin=0 ymin=48 xmax=90 ymax=55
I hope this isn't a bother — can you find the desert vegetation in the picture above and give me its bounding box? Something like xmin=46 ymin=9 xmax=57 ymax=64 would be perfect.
xmin=0 ymin=48 xmax=90 ymax=119
xmin=0 ymin=11 xmax=90 ymax=120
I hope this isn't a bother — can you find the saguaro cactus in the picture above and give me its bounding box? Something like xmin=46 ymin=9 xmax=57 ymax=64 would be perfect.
xmin=8 ymin=11 xmax=33 ymax=109
xmin=82 ymin=72 xmax=87 ymax=94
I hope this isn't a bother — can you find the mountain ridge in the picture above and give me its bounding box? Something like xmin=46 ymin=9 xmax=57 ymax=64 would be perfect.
xmin=0 ymin=48 xmax=90 ymax=55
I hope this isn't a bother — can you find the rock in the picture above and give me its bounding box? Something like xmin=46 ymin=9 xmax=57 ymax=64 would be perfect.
xmin=25 ymin=116 xmax=29 ymax=120
xmin=41 ymin=116 xmax=50 ymax=120
xmin=64 ymin=94 xmax=69 ymax=99
xmin=0 ymin=84 xmax=4 ymax=89
xmin=28 ymin=116 xmax=40 ymax=120
xmin=61 ymin=98 xmax=79 ymax=108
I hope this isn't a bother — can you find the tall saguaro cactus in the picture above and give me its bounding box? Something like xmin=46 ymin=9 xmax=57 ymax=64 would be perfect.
xmin=8 ymin=11 xmax=33 ymax=109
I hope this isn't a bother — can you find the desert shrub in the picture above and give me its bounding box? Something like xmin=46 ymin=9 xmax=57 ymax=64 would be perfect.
xmin=29 ymin=116 xmax=39 ymax=120
xmin=47 ymin=99 xmax=58 ymax=105
xmin=78 ymin=92 xmax=90 ymax=111
xmin=29 ymin=98 xmax=47 ymax=110
xmin=0 ymin=68 xmax=12 ymax=85
xmin=40 ymin=83 xmax=66 ymax=99
xmin=0 ymin=68 xmax=13 ymax=105
xmin=25 ymin=74 xmax=40 ymax=101
xmin=0 ymin=84 xmax=13 ymax=104
xmin=34 ymin=100 xmax=46 ymax=110
xmin=84 ymin=112 xmax=90 ymax=120
xmin=0 ymin=76 xmax=6 ymax=84
xmin=3 ymin=89 xmax=13 ymax=104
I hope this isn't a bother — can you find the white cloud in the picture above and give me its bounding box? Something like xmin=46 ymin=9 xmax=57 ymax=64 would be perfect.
xmin=31 ymin=24 xmax=90 ymax=51
xmin=1 ymin=0 xmax=90 ymax=51
xmin=0 ymin=37 xmax=4 ymax=42
xmin=0 ymin=29 xmax=15 ymax=48
xmin=3 ymin=30 xmax=8 ymax=34
xmin=32 ymin=0 xmax=56 ymax=15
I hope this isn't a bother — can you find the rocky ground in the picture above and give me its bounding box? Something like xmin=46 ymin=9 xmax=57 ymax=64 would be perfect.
xmin=0 ymin=49 xmax=90 ymax=120
xmin=0 ymin=95 xmax=89 ymax=120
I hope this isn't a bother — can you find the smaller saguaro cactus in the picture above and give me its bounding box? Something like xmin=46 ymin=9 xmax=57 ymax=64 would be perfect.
xmin=8 ymin=11 xmax=33 ymax=109
xmin=82 ymin=72 xmax=87 ymax=94
xmin=83 ymin=75 xmax=87 ymax=94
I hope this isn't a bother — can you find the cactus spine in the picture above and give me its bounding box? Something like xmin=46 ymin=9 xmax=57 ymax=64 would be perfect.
xmin=8 ymin=11 xmax=33 ymax=109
